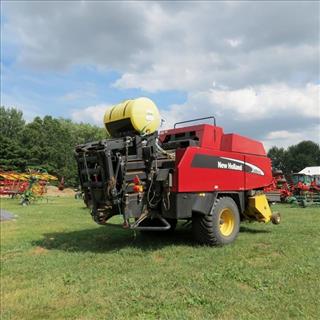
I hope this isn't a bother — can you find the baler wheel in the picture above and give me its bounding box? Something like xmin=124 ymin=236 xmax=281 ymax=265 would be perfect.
xmin=192 ymin=197 xmax=240 ymax=246
xmin=271 ymin=212 xmax=281 ymax=225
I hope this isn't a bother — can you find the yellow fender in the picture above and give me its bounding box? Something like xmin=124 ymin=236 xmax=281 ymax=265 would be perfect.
xmin=245 ymin=194 xmax=280 ymax=224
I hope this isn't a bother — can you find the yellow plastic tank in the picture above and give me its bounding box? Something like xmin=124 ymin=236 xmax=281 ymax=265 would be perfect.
xmin=103 ymin=97 xmax=161 ymax=137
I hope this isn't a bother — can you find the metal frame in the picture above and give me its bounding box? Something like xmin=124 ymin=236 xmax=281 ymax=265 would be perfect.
xmin=174 ymin=116 xmax=216 ymax=128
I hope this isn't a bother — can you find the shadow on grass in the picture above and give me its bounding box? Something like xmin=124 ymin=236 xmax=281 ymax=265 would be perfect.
xmin=34 ymin=225 xmax=195 ymax=253
xmin=240 ymin=226 xmax=271 ymax=234
xmin=34 ymin=223 xmax=270 ymax=253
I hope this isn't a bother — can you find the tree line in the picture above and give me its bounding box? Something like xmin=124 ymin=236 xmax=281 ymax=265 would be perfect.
xmin=267 ymin=141 xmax=320 ymax=175
xmin=1 ymin=106 xmax=319 ymax=186
xmin=0 ymin=107 xmax=106 ymax=186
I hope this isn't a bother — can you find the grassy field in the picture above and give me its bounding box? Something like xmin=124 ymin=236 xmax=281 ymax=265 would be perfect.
xmin=1 ymin=197 xmax=320 ymax=320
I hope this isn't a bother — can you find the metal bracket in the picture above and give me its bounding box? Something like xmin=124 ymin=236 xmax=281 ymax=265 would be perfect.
xmin=130 ymin=213 xmax=171 ymax=231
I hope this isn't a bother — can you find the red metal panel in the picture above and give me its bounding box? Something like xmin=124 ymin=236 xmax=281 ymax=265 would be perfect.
xmin=244 ymin=155 xmax=273 ymax=190
xmin=174 ymin=147 xmax=246 ymax=192
xmin=161 ymin=123 xmax=272 ymax=193
xmin=221 ymin=134 xmax=266 ymax=156
xmin=159 ymin=124 xmax=224 ymax=150
xmin=172 ymin=147 xmax=272 ymax=193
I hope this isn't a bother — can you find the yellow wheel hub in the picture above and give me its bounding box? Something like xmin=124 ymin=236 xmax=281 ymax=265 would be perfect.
xmin=219 ymin=208 xmax=235 ymax=236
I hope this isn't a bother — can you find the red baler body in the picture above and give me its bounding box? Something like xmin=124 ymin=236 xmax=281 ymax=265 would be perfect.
xmin=160 ymin=124 xmax=272 ymax=193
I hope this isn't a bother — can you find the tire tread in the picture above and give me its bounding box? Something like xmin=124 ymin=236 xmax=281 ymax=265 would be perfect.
xmin=192 ymin=197 xmax=240 ymax=246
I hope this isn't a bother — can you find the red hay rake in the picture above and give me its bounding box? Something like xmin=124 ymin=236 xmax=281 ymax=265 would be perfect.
xmin=0 ymin=171 xmax=57 ymax=196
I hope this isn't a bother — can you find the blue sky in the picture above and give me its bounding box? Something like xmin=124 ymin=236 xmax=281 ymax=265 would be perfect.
xmin=1 ymin=1 xmax=319 ymax=148
xmin=1 ymin=3 xmax=187 ymax=120
xmin=1 ymin=63 xmax=187 ymax=120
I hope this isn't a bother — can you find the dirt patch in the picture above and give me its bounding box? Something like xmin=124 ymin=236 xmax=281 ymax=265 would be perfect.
xmin=236 ymin=282 xmax=254 ymax=292
xmin=46 ymin=185 xmax=75 ymax=197
xmin=31 ymin=246 xmax=49 ymax=255
xmin=0 ymin=209 xmax=15 ymax=221
xmin=152 ymin=254 xmax=165 ymax=263
xmin=253 ymin=242 xmax=272 ymax=249
xmin=269 ymin=251 xmax=282 ymax=257
xmin=247 ymin=257 xmax=271 ymax=268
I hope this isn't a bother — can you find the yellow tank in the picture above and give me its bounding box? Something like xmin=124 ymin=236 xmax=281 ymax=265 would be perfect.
xmin=103 ymin=97 xmax=161 ymax=137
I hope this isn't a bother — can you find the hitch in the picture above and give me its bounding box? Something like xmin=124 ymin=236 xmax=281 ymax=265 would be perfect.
xmin=130 ymin=212 xmax=171 ymax=231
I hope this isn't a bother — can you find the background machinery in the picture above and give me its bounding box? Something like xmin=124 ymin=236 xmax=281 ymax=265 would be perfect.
xmin=75 ymin=97 xmax=280 ymax=246
xmin=264 ymin=170 xmax=291 ymax=202
xmin=0 ymin=170 xmax=57 ymax=197
xmin=287 ymin=172 xmax=320 ymax=205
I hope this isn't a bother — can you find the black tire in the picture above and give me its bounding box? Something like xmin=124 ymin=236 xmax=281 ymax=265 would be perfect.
xmin=192 ymin=197 xmax=240 ymax=246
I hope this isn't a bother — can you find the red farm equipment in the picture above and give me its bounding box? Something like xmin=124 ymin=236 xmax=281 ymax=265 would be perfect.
xmin=289 ymin=173 xmax=312 ymax=192
xmin=0 ymin=172 xmax=29 ymax=196
xmin=0 ymin=171 xmax=57 ymax=197
xmin=311 ymin=175 xmax=320 ymax=192
xmin=75 ymin=98 xmax=281 ymax=246
xmin=288 ymin=173 xmax=320 ymax=205
xmin=264 ymin=170 xmax=291 ymax=202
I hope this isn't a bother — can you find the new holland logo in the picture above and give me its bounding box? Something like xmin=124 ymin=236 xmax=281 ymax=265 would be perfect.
xmin=191 ymin=154 xmax=265 ymax=176
xmin=217 ymin=161 xmax=243 ymax=171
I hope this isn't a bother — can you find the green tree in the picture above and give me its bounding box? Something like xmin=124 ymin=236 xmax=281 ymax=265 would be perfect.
xmin=285 ymin=141 xmax=320 ymax=173
xmin=0 ymin=106 xmax=25 ymax=139
xmin=20 ymin=116 xmax=74 ymax=184
xmin=1 ymin=107 xmax=107 ymax=186
xmin=0 ymin=107 xmax=27 ymax=171
xmin=0 ymin=136 xmax=28 ymax=171
xmin=267 ymin=146 xmax=287 ymax=172
xmin=268 ymin=140 xmax=320 ymax=174
xmin=58 ymin=119 xmax=106 ymax=186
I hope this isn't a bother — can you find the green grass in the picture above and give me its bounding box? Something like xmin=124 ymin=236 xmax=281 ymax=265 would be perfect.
xmin=1 ymin=197 xmax=320 ymax=320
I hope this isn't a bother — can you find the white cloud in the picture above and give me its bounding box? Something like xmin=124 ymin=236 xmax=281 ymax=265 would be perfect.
xmin=266 ymin=130 xmax=302 ymax=140
xmin=225 ymin=38 xmax=242 ymax=48
xmin=71 ymin=104 xmax=109 ymax=126
xmin=207 ymin=83 xmax=319 ymax=119
xmin=61 ymin=88 xmax=96 ymax=102
xmin=159 ymin=82 xmax=320 ymax=148
xmin=2 ymin=1 xmax=319 ymax=148
xmin=114 ymin=44 xmax=319 ymax=93
xmin=263 ymin=126 xmax=320 ymax=149
xmin=3 ymin=1 xmax=319 ymax=88
xmin=160 ymin=83 xmax=319 ymax=124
